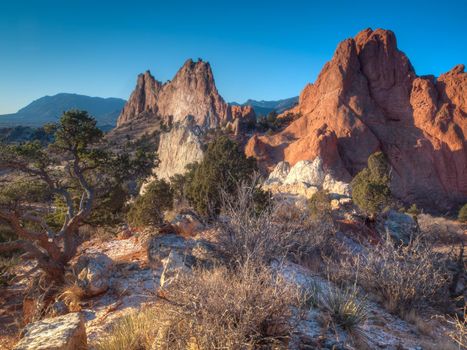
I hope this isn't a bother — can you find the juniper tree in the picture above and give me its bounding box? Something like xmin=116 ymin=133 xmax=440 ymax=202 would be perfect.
xmin=0 ymin=110 xmax=153 ymax=282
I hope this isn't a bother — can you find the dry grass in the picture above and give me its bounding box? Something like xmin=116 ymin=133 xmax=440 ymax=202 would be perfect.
xmin=97 ymin=262 xmax=304 ymax=350
xmin=218 ymin=179 xmax=334 ymax=268
xmin=95 ymin=308 xmax=158 ymax=350
xmin=158 ymin=262 xmax=304 ymax=349
xmin=441 ymin=306 xmax=467 ymax=350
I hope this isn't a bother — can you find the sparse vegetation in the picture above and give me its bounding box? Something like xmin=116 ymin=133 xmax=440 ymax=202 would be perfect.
xmin=407 ymin=203 xmax=420 ymax=216
xmin=0 ymin=255 xmax=19 ymax=286
xmin=97 ymin=263 xmax=304 ymax=350
xmin=308 ymin=189 xmax=332 ymax=221
xmin=218 ymin=178 xmax=334 ymax=268
xmin=95 ymin=308 xmax=159 ymax=350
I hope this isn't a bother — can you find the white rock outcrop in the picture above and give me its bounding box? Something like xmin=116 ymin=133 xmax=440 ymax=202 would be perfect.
xmin=322 ymin=174 xmax=351 ymax=198
xmin=283 ymin=159 xmax=325 ymax=187
xmin=156 ymin=117 xmax=204 ymax=181
xmin=264 ymin=161 xmax=290 ymax=185
xmin=264 ymin=157 xmax=351 ymax=199
xmin=14 ymin=313 xmax=87 ymax=350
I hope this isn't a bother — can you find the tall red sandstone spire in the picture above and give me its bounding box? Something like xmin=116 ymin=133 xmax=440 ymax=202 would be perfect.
xmin=246 ymin=28 xmax=467 ymax=211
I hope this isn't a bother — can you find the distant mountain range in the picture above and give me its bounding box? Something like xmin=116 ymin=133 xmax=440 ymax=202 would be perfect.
xmin=231 ymin=97 xmax=298 ymax=116
xmin=0 ymin=93 xmax=126 ymax=131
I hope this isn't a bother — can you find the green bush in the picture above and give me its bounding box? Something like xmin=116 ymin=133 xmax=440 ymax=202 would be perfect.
xmin=351 ymin=152 xmax=391 ymax=219
xmin=127 ymin=179 xmax=174 ymax=227
xmin=458 ymin=204 xmax=467 ymax=223
xmin=185 ymin=136 xmax=257 ymax=217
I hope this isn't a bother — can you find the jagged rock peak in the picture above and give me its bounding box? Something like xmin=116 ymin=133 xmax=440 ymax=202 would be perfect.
xmin=116 ymin=58 xmax=254 ymax=129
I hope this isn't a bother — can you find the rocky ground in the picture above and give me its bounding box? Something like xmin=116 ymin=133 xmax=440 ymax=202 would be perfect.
xmin=1 ymin=204 xmax=464 ymax=350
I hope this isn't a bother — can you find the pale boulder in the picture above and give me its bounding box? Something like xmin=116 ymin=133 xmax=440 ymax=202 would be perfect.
xmin=14 ymin=313 xmax=87 ymax=350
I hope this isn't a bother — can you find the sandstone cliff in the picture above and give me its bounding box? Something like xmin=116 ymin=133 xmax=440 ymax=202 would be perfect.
xmin=246 ymin=28 xmax=467 ymax=211
xmin=116 ymin=59 xmax=254 ymax=130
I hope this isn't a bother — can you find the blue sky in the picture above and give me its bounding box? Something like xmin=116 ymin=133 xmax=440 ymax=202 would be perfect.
xmin=0 ymin=0 xmax=466 ymax=114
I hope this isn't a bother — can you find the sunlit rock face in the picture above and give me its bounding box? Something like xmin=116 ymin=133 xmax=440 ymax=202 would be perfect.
xmin=247 ymin=28 xmax=467 ymax=211
xmin=116 ymin=59 xmax=254 ymax=129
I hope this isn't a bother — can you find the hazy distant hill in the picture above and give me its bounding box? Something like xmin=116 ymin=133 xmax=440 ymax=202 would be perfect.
xmin=0 ymin=93 xmax=126 ymax=130
xmin=231 ymin=97 xmax=298 ymax=116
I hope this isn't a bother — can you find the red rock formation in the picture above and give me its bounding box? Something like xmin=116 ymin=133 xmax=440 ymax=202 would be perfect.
xmin=116 ymin=59 xmax=254 ymax=129
xmin=246 ymin=28 xmax=467 ymax=210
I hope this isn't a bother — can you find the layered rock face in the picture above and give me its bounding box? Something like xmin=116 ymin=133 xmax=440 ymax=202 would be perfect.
xmin=116 ymin=59 xmax=254 ymax=129
xmin=246 ymin=28 xmax=467 ymax=210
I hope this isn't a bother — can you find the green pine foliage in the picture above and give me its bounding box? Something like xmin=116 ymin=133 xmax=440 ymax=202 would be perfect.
xmin=184 ymin=136 xmax=257 ymax=217
xmin=127 ymin=179 xmax=174 ymax=227
xmin=351 ymin=152 xmax=391 ymax=218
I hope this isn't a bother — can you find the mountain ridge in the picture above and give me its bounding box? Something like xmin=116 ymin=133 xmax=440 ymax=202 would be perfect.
xmin=230 ymin=97 xmax=298 ymax=116
xmin=0 ymin=93 xmax=126 ymax=130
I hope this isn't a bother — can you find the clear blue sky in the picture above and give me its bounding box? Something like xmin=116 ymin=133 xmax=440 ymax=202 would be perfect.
xmin=0 ymin=0 xmax=466 ymax=114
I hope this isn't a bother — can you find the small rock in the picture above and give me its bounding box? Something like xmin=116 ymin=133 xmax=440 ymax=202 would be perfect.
xmin=74 ymin=253 xmax=114 ymax=297
xmin=147 ymin=233 xmax=192 ymax=269
xmin=380 ymin=210 xmax=419 ymax=245
xmin=50 ymin=301 xmax=69 ymax=317
xmin=172 ymin=210 xmax=204 ymax=237
xmin=160 ymin=250 xmax=192 ymax=288
xmin=14 ymin=312 xmax=87 ymax=350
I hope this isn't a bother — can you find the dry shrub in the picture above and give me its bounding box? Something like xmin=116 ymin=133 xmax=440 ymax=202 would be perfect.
xmin=418 ymin=213 xmax=465 ymax=244
xmin=156 ymin=262 xmax=304 ymax=349
xmin=217 ymin=179 xmax=334 ymax=268
xmin=97 ymin=263 xmax=303 ymax=350
xmin=22 ymin=275 xmax=58 ymax=324
xmin=354 ymin=236 xmax=452 ymax=315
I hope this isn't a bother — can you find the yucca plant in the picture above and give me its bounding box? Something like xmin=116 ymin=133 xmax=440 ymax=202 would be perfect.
xmin=320 ymin=285 xmax=368 ymax=331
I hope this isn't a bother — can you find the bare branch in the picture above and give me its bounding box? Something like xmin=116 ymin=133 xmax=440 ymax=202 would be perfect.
xmin=0 ymin=240 xmax=26 ymax=253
